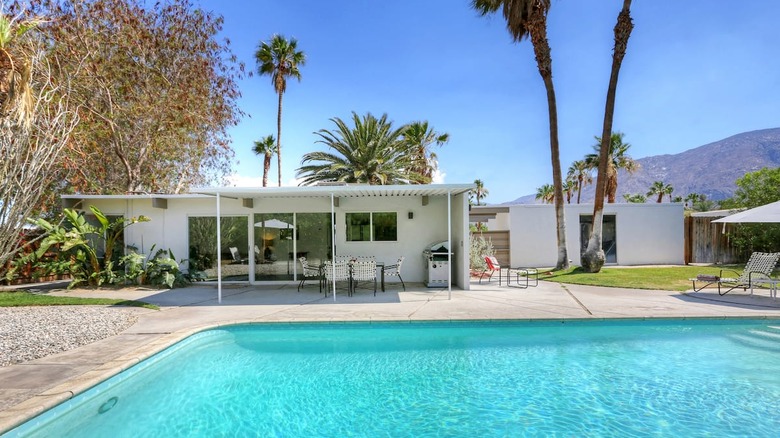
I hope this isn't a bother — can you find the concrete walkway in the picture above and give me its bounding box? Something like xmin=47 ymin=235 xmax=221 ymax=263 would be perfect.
xmin=2 ymin=279 xmax=780 ymax=432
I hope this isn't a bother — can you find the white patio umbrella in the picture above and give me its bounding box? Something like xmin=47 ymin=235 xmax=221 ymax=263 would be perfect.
xmin=253 ymin=218 xmax=292 ymax=229
xmin=712 ymin=200 xmax=780 ymax=223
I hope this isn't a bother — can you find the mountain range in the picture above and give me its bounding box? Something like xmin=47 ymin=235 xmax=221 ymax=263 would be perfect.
xmin=504 ymin=127 xmax=780 ymax=205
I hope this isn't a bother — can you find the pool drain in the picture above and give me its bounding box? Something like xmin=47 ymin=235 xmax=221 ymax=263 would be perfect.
xmin=98 ymin=396 xmax=119 ymax=414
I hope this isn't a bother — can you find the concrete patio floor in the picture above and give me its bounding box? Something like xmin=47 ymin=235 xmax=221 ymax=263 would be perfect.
xmin=2 ymin=279 xmax=780 ymax=432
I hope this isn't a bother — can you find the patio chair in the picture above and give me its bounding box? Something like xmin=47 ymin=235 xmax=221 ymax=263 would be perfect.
xmin=298 ymin=257 xmax=323 ymax=293
xmin=324 ymin=260 xmax=350 ymax=296
xmin=351 ymin=259 xmax=377 ymax=296
xmin=229 ymin=247 xmax=248 ymax=264
xmin=383 ymin=256 xmax=406 ymax=291
xmin=690 ymin=252 xmax=780 ymax=295
xmin=479 ymin=256 xmax=538 ymax=288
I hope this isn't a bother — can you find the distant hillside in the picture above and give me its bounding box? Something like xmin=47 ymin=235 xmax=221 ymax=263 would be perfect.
xmin=504 ymin=127 xmax=780 ymax=205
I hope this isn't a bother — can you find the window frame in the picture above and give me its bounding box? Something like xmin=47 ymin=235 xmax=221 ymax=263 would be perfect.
xmin=345 ymin=211 xmax=397 ymax=242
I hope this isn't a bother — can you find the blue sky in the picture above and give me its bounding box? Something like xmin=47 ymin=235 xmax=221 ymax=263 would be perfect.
xmin=198 ymin=0 xmax=780 ymax=204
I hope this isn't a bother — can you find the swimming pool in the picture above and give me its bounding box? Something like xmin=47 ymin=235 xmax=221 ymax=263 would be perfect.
xmin=6 ymin=319 xmax=780 ymax=437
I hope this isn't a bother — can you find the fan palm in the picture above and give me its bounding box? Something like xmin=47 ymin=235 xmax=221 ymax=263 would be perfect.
xmin=471 ymin=179 xmax=489 ymax=206
xmin=255 ymin=34 xmax=305 ymax=187
xmin=646 ymin=181 xmax=673 ymax=203
xmin=584 ymin=132 xmax=638 ymax=203
xmin=567 ymin=160 xmax=592 ymax=204
xmin=402 ymin=121 xmax=449 ymax=184
xmin=473 ymin=0 xmax=568 ymax=270
xmin=0 ymin=10 xmax=44 ymax=126
xmin=296 ymin=112 xmax=415 ymax=185
xmin=535 ymin=184 xmax=554 ymax=204
xmin=252 ymin=135 xmax=276 ymax=187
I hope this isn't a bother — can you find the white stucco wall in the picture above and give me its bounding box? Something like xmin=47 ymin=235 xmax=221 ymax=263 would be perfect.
xmin=507 ymin=203 xmax=684 ymax=267
xmin=75 ymin=192 xmax=471 ymax=289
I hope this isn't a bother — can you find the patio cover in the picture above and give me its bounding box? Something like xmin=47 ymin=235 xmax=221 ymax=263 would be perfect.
xmin=712 ymin=200 xmax=780 ymax=223
xmin=192 ymin=184 xmax=475 ymax=303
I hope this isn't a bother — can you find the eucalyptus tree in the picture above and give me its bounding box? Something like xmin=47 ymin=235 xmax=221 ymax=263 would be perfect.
xmin=402 ymin=121 xmax=449 ymax=184
xmin=584 ymin=132 xmax=638 ymax=203
xmin=581 ymin=0 xmax=634 ymax=273
xmin=567 ymin=159 xmax=592 ymax=204
xmin=471 ymin=179 xmax=489 ymax=206
xmin=297 ymin=112 xmax=416 ymax=185
xmin=252 ymin=135 xmax=276 ymax=187
xmin=473 ymin=0 xmax=568 ymax=269
xmin=535 ymin=184 xmax=554 ymax=204
xmin=255 ymin=34 xmax=305 ymax=187
xmin=646 ymin=181 xmax=673 ymax=203
xmin=21 ymin=0 xmax=244 ymax=197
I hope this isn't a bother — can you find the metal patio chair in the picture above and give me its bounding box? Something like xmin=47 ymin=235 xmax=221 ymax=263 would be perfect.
xmin=298 ymin=257 xmax=323 ymax=292
xmin=351 ymin=259 xmax=377 ymax=296
xmin=383 ymin=256 xmax=406 ymax=291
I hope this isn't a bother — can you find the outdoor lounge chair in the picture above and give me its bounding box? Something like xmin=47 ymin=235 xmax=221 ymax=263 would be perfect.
xmin=690 ymin=252 xmax=779 ymax=295
xmin=479 ymin=256 xmax=538 ymax=288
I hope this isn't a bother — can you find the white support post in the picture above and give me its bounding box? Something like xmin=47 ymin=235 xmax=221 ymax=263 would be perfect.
xmin=216 ymin=193 xmax=222 ymax=304
xmin=448 ymin=190 xmax=452 ymax=300
xmin=331 ymin=193 xmax=336 ymax=302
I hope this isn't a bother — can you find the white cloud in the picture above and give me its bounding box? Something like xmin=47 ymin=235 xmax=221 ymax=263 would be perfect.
xmin=432 ymin=168 xmax=446 ymax=184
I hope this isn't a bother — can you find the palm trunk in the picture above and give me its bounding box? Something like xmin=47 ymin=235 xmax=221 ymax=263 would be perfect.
xmin=263 ymin=154 xmax=271 ymax=187
xmin=528 ymin=10 xmax=569 ymax=271
xmin=576 ymin=176 xmax=583 ymax=204
xmin=582 ymin=0 xmax=633 ymax=273
xmin=276 ymin=91 xmax=283 ymax=187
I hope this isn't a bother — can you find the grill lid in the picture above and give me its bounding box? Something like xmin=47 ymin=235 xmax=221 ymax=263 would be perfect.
xmin=423 ymin=241 xmax=449 ymax=253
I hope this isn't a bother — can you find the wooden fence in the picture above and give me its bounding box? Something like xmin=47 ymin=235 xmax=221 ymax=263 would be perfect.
xmin=684 ymin=216 xmax=739 ymax=264
xmin=471 ymin=230 xmax=510 ymax=266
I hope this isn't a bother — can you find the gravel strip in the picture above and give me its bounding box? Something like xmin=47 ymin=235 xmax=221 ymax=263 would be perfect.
xmin=0 ymin=306 xmax=143 ymax=367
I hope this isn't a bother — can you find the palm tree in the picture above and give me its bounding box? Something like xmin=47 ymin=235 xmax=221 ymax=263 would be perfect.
xmin=562 ymin=178 xmax=576 ymax=204
xmin=646 ymin=181 xmax=673 ymax=203
xmin=473 ymin=0 xmax=569 ymax=270
xmin=296 ymin=112 xmax=414 ymax=185
xmin=684 ymin=192 xmax=704 ymax=209
xmin=535 ymin=184 xmax=554 ymax=204
xmin=0 ymin=10 xmax=44 ymax=126
xmin=403 ymin=121 xmax=449 ymax=184
xmin=255 ymin=34 xmax=305 ymax=187
xmin=471 ymin=179 xmax=489 ymax=206
xmin=622 ymin=193 xmax=646 ymax=203
xmin=584 ymin=132 xmax=638 ymax=203
xmin=252 ymin=135 xmax=276 ymax=187
xmin=581 ymin=0 xmax=634 ymax=273
xmin=567 ymin=160 xmax=592 ymax=204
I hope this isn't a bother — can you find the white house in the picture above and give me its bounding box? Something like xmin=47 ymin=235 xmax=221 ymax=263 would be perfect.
xmin=471 ymin=203 xmax=684 ymax=267
xmin=62 ymin=184 xmax=473 ymax=295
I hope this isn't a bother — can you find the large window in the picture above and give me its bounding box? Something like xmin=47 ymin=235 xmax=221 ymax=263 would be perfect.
xmin=579 ymin=215 xmax=617 ymax=264
xmin=188 ymin=216 xmax=249 ymax=281
xmin=346 ymin=212 xmax=397 ymax=242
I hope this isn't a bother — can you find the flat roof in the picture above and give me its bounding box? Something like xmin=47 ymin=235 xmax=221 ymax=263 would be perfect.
xmin=192 ymin=184 xmax=474 ymax=199
xmin=61 ymin=184 xmax=475 ymax=200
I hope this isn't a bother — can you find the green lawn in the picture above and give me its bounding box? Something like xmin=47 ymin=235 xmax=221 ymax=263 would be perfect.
xmin=539 ymin=265 xmax=764 ymax=291
xmin=0 ymin=291 xmax=158 ymax=309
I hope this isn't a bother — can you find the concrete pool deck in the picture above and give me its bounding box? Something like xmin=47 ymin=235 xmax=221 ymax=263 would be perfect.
xmin=2 ymin=279 xmax=780 ymax=432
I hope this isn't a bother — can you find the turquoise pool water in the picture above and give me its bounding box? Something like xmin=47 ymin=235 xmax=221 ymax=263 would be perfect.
xmin=6 ymin=319 xmax=780 ymax=437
